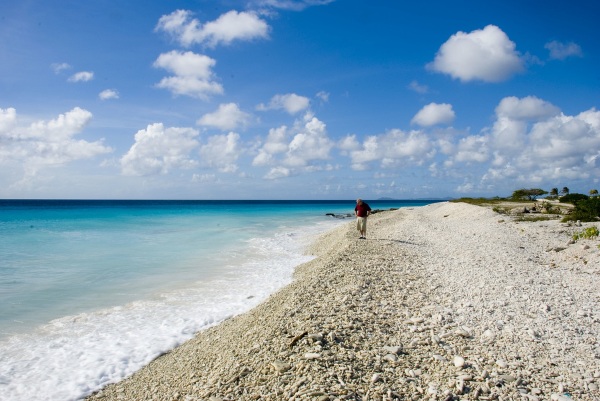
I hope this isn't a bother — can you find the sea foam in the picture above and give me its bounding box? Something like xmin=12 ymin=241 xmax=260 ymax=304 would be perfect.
xmin=0 ymin=218 xmax=344 ymax=401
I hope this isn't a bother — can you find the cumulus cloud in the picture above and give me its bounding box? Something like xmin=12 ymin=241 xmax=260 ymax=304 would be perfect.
xmin=256 ymin=93 xmax=310 ymax=114
xmin=495 ymin=96 xmax=561 ymax=120
xmin=452 ymin=135 xmax=490 ymax=164
xmin=68 ymin=71 xmax=94 ymax=82
xmin=153 ymin=50 xmax=223 ymax=99
xmin=284 ymin=114 xmax=332 ymax=166
xmin=337 ymin=134 xmax=360 ymax=152
xmin=99 ymin=89 xmax=119 ymax=100
xmin=253 ymin=113 xmax=333 ymax=177
xmin=120 ymin=123 xmax=200 ymax=176
xmin=0 ymin=107 xmax=17 ymax=133
xmin=545 ymin=40 xmax=583 ymax=60
xmin=0 ymin=107 xmax=112 ymax=181
xmin=427 ymin=25 xmax=524 ymax=83
xmin=348 ymin=129 xmax=434 ymax=170
xmin=264 ymin=166 xmax=291 ymax=180
xmin=199 ymin=132 xmax=242 ymax=173
xmin=252 ymin=126 xmax=289 ymax=166
xmin=156 ymin=10 xmax=269 ymax=48
xmin=411 ymin=103 xmax=455 ymax=127
xmin=197 ymin=103 xmax=251 ymax=131
xmin=470 ymin=97 xmax=600 ymax=186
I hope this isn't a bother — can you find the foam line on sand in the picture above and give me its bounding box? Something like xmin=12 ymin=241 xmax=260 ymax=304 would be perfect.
xmin=88 ymin=202 xmax=600 ymax=401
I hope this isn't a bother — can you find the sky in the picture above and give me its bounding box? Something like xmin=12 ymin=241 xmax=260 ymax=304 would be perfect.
xmin=1 ymin=0 xmax=599 ymax=200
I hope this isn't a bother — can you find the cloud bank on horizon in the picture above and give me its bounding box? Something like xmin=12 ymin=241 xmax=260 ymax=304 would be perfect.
xmin=0 ymin=0 xmax=598 ymax=199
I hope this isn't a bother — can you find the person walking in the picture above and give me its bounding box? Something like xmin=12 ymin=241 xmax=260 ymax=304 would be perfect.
xmin=354 ymin=198 xmax=371 ymax=239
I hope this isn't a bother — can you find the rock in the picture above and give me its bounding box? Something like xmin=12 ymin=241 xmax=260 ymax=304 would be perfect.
xmin=383 ymin=345 xmax=403 ymax=355
xmin=383 ymin=354 xmax=398 ymax=363
xmin=496 ymin=359 xmax=508 ymax=368
xmin=453 ymin=356 xmax=466 ymax=368
xmin=303 ymin=353 xmax=321 ymax=360
xmin=271 ymin=360 xmax=291 ymax=373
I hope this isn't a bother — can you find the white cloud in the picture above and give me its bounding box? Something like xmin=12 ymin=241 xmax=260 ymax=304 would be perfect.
xmin=156 ymin=10 xmax=269 ymax=48
xmin=99 ymin=89 xmax=119 ymax=100
xmin=495 ymin=96 xmax=561 ymax=120
xmin=545 ymin=40 xmax=583 ymax=60
xmin=153 ymin=50 xmax=223 ymax=99
xmin=316 ymin=91 xmax=329 ymax=102
xmin=427 ymin=25 xmax=524 ymax=83
xmin=0 ymin=107 xmax=17 ymax=133
xmin=120 ymin=123 xmax=200 ymax=176
xmin=349 ymin=129 xmax=433 ymax=170
xmin=252 ymin=113 xmax=333 ymax=177
xmin=252 ymin=125 xmax=289 ymax=166
xmin=284 ymin=114 xmax=332 ymax=166
xmin=411 ymin=103 xmax=455 ymax=127
xmin=408 ymin=80 xmax=429 ymax=94
xmin=199 ymin=132 xmax=242 ymax=173
xmin=256 ymin=93 xmax=310 ymax=114
xmin=264 ymin=166 xmax=291 ymax=179
xmin=252 ymin=0 xmax=335 ymax=11
xmin=0 ymin=107 xmax=112 ymax=182
xmin=453 ymin=135 xmax=490 ymax=163
xmin=479 ymin=99 xmax=600 ymax=185
xmin=68 ymin=71 xmax=94 ymax=82
xmin=51 ymin=62 xmax=71 ymax=74
xmin=337 ymin=134 xmax=360 ymax=152
xmin=197 ymin=103 xmax=251 ymax=131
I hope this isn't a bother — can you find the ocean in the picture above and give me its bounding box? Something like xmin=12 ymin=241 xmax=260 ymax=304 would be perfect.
xmin=0 ymin=199 xmax=440 ymax=401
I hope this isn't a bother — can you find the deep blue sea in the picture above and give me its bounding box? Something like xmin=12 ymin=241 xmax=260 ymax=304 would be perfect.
xmin=0 ymin=199 xmax=441 ymax=401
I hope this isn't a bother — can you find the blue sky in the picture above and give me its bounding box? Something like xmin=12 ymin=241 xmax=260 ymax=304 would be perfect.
xmin=1 ymin=0 xmax=599 ymax=199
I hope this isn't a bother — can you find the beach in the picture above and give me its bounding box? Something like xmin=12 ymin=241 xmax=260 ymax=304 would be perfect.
xmin=87 ymin=201 xmax=600 ymax=401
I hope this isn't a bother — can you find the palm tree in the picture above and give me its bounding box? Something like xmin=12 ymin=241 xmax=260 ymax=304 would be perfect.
xmin=561 ymin=187 xmax=570 ymax=195
xmin=590 ymin=189 xmax=599 ymax=197
xmin=550 ymin=188 xmax=559 ymax=198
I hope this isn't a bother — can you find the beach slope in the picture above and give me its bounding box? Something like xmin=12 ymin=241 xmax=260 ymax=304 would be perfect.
xmin=88 ymin=202 xmax=600 ymax=401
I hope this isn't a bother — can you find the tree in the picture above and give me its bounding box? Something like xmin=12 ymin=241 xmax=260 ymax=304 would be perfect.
xmin=512 ymin=188 xmax=548 ymax=201
xmin=590 ymin=189 xmax=599 ymax=197
xmin=561 ymin=187 xmax=570 ymax=195
xmin=549 ymin=188 xmax=559 ymax=198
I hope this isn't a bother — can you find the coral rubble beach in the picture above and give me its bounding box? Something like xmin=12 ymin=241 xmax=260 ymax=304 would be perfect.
xmin=88 ymin=202 xmax=600 ymax=401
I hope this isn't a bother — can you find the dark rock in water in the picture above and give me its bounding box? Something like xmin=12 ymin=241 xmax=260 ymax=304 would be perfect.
xmin=325 ymin=213 xmax=353 ymax=218
xmin=371 ymin=208 xmax=398 ymax=214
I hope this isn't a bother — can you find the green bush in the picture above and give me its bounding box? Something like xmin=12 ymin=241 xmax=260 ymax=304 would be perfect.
xmin=559 ymin=193 xmax=589 ymax=204
xmin=564 ymin=197 xmax=600 ymax=222
xmin=572 ymin=226 xmax=600 ymax=241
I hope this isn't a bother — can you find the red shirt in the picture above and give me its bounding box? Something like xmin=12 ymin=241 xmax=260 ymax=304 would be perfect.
xmin=355 ymin=202 xmax=371 ymax=217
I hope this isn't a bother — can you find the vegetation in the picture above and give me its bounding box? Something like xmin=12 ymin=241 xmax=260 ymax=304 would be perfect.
xmin=511 ymin=188 xmax=547 ymax=201
xmin=451 ymin=197 xmax=505 ymax=205
xmin=563 ymin=197 xmax=600 ymax=222
xmin=452 ymin=185 xmax=599 ymax=222
xmin=572 ymin=226 xmax=599 ymax=241
xmin=514 ymin=215 xmax=557 ymax=222
xmin=559 ymin=193 xmax=589 ymax=204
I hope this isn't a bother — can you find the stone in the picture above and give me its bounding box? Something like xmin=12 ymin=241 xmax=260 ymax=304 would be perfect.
xmin=271 ymin=360 xmax=291 ymax=373
xmin=453 ymin=356 xmax=466 ymax=368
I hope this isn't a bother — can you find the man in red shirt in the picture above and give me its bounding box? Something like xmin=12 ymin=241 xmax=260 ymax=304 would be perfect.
xmin=354 ymin=198 xmax=371 ymax=239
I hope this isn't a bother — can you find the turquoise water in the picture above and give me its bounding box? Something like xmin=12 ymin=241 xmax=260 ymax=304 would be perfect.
xmin=0 ymin=199 xmax=440 ymax=401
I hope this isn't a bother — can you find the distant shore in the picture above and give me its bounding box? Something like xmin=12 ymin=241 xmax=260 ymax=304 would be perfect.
xmin=88 ymin=202 xmax=600 ymax=401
